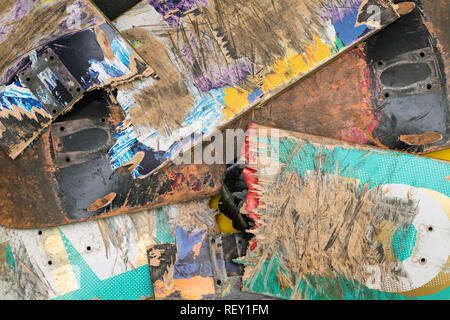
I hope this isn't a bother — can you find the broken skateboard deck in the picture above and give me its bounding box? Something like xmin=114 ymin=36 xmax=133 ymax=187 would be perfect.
xmin=0 ymin=0 xmax=443 ymax=229
xmin=231 ymin=0 xmax=450 ymax=155
xmin=0 ymin=200 xmax=214 ymax=300
xmin=0 ymin=1 xmax=225 ymax=230
xmin=0 ymin=90 xmax=224 ymax=229
xmin=0 ymin=0 xmax=153 ymax=159
xmin=0 ymin=207 xmax=156 ymax=300
xmin=147 ymin=202 xmax=268 ymax=300
xmin=239 ymin=123 xmax=450 ymax=300
xmin=111 ymin=0 xmax=410 ymax=178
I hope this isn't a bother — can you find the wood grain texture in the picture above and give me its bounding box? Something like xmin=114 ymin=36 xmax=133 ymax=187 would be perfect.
xmin=0 ymin=152 xmax=224 ymax=229
xmin=0 ymin=0 xmax=153 ymax=159
xmin=111 ymin=0 xmax=405 ymax=177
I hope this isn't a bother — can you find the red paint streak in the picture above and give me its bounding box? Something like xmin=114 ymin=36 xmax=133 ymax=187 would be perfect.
xmin=242 ymin=124 xmax=262 ymax=251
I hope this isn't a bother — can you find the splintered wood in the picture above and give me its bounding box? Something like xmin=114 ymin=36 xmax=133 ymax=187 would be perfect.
xmin=239 ymin=124 xmax=450 ymax=299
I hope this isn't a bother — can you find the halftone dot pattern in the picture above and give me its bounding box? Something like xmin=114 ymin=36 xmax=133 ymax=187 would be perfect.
xmin=417 ymin=271 xmax=450 ymax=300
xmin=278 ymin=142 xmax=450 ymax=197
xmin=53 ymin=230 xmax=152 ymax=300
xmin=392 ymin=224 xmax=418 ymax=261
xmin=0 ymin=218 xmax=157 ymax=300
xmin=248 ymin=134 xmax=450 ymax=300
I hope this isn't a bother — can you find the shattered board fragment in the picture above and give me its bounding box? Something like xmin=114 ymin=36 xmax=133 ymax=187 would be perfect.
xmin=0 ymin=209 xmax=159 ymax=300
xmin=0 ymin=201 xmax=220 ymax=300
xmin=209 ymin=233 xmax=272 ymax=300
xmin=0 ymin=0 xmax=152 ymax=159
xmin=239 ymin=123 xmax=450 ymax=300
xmin=148 ymin=201 xmax=267 ymax=299
xmin=148 ymin=200 xmax=216 ymax=300
xmin=111 ymin=0 xmax=409 ymax=177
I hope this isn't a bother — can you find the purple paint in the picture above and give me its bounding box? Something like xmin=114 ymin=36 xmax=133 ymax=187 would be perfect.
xmin=60 ymin=0 xmax=91 ymax=30
xmin=320 ymin=0 xmax=363 ymax=23
xmin=147 ymin=0 xmax=209 ymax=25
xmin=181 ymin=34 xmax=252 ymax=92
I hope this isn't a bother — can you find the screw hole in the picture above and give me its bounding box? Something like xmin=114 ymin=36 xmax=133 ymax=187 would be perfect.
xmin=76 ymin=88 xmax=81 ymax=92
xmin=52 ymin=109 xmax=57 ymax=114
xmin=384 ymin=92 xmax=390 ymax=98
xmin=216 ymin=280 xmax=222 ymax=285
xmin=38 ymin=230 xmax=42 ymax=235
xmin=377 ymin=61 xmax=383 ymax=66
xmin=427 ymin=84 xmax=432 ymax=90
xmin=87 ymin=246 xmax=91 ymax=251
xmin=48 ymin=261 xmax=52 ymax=265
xmin=211 ymin=238 xmax=216 ymax=244
xmin=50 ymin=56 xmax=54 ymax=60
xmin=420 ymin=258 xmax=427 ymax=264
xmin=26 ymin=77 xmax=30 ymax=82
xmin=101 ymin=118 xmax=106 ymax=123
xmin=66 ymin=157 xmax=71 ymax=163
xmin=420 ymin=52 xmax=425 ymax=58
xmin=60 ymin=127 xmax=65 ymax=131
xmin=428 ymin=226 xmax=433 ymax=232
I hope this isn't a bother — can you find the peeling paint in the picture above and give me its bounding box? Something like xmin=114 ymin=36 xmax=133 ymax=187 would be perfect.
xmin=239 ymin=124 xmax=450 ymax=300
